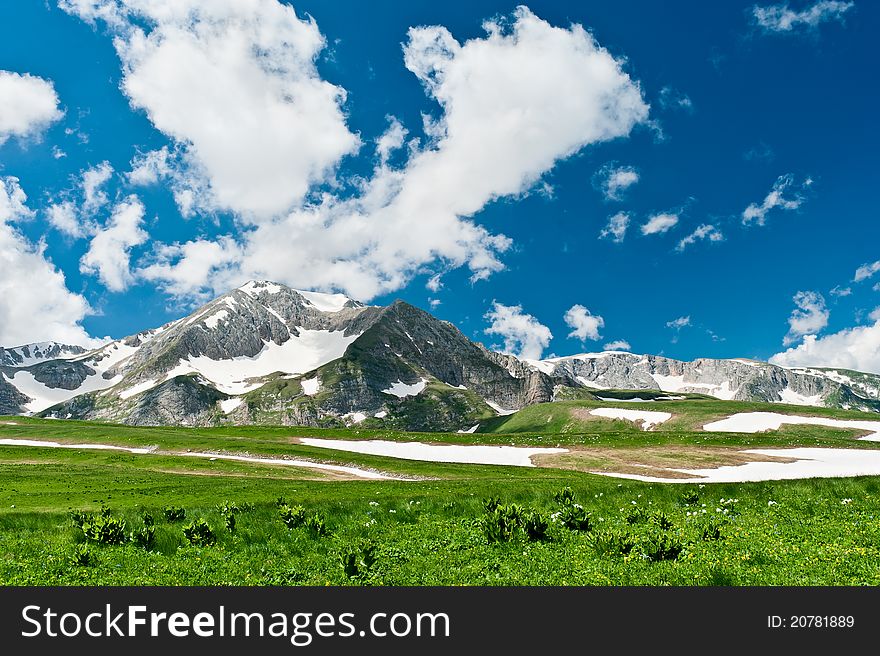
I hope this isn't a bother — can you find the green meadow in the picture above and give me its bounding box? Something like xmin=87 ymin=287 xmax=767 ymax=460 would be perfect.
xmin=2 ymin=395 xmax=880 ymax=585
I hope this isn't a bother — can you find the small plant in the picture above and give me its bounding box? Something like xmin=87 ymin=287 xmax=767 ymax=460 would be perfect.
xmin=651 ymin=512 xmax=674 ymax=531
xmin=163 ymin=506 xmax=186 ymax=522
xmin=141 ymin=511 xmax=155 ymax=528
xmin=274 ymin=496 xmax=287 ymax=508
xmin=224 ymin=512 xmax=236 ymax=532
xmin=71 ymin=543 xmax=95 ymax=567
xmin=340 ymin=542 xmax=379 ymax=581
xmin=81 ymin=513 xmax=127 ymax=545
xmin=624 ymin=506 xmax=648 ymax=525
xmin=279 ymin=504 xmax=307 ymax=529
xmin=220 ymin=501 xmax=237 ymax=532
xmin=182 ymin=519 xmax=215 ymax=546
xmin=593 ymin=529 xmax=638 ymax=557
xmin=701 ymin=521 xmax=724 ymax=541
xmin=482 ymin=497 xmax=501 ymax=513
xmin=559 ymin=504 xmax=592 ymax=532
xmin=680 ymin=489 xmax=700 ymax=506
xmin=131 ymin=524 xmax=155 ymax=549
xmin=524 ymin=511 xmax=550 ymax=542
xmin=642 ymin=531 xmax=684 ymax=562
xmin=69 ymin=510 xmax=89 ymax=528
xmin=482 ymin=503 xmax=524 ymax=543
xmin=305 ymin=514 xmax=329 ymax=538
xmin=554 ymin=487 xmax=575 ymax=505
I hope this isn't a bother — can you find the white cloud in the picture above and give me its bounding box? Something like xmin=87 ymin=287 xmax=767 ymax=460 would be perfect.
xmin=742 ymin=174 xmax=808 ymax=225
xmin=666 ymin=316 xmax=692 ymax=330
xmin=138 ymin=236 xmax=243 ymax=303
xmin=127 ymin=146 xmax=173 ymax=185
xmin=783 ymin=290 xmax=829 ymax=346
xmin=375 ymin=117 xmax=409 ymax=165
xmin=641 ymin=212 xmax=679 ymax=235
xmin=484 ymin=301 xmax=553 ymax=360
xmin=564 ymin=304 xmax=604 ymax=341
xmin=752 ymin=1 xmax=854 ymax=33
xmin=854 ymin=260 xmax=880 ymax=283
xmin=0 ymin=70 xmax=63 ymax=145
xmin=770 ymin=308 xmax=880 ymax=374
xmin=0 ymin=177 xmax=98 ymax=347
xmin=61 ymin=0 xmax=361 ymax=220
xmin=874 ymin=282 xmax=880 ymax=292
xmin=594 ymin=163 xmax=639 ymax=200
xmin=599 ymin=212 xmax=630 ymax=243
xmin=658 ymin=86 xmax=693 ymax=112
xmin=80 ymin=195 xmax=148 ymax=292
xmin=426 ymin=274 xmax=443 ymax=293
xmin=129 ymin=6 xmax=649 ymax=301
xmin=603 ymin=339 xmax=631 ymax=351
xmin=81 ymin=161 xmax=114 ymax=214
xmin=676 ymin=223 xmax=723 ymax=251
xmin=45 ymin=200 xmax=83 ymax=238
xmin=829 ymin=285 xmax=852 ymax=297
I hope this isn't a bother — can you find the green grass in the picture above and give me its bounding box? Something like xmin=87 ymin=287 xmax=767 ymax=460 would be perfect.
xmin=2 ymin=397 xmax=880 ymax=586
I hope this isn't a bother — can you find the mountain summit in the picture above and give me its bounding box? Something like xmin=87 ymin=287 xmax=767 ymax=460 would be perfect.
xmin=1 ymin=281 xmax=878 ymax=429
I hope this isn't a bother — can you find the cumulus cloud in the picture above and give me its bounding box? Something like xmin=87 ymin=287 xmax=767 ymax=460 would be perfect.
xmin=666 ymin=316 xmax=691 ymax=330
xmin=598 ymin=212 xmax=630 ymax=244
xmin=676 ymin=224 xmax=723 ymax=251
xmin=375 ymin=117 xmax=409 ymax=165
xmin=0 ymin=177 xmax=97 ymax=347
xmin=127 ymin=146 xmax=173 ymax=186
xmin=0 ymin=70 xmax=63 ymax=145
xmin=742 ymin=174 xmax=809 ymax=226
xmin=752 ymin=1 xmax=854 ymax=33
xmin=770 ymin=308 xmax=880 ymax=374
xmin=60 ymin=0 xmax=361 ymax=220
xmin=484 ymin=301 xmax=553 ymax=360
xmin=113 ymin=6 xmax=648 ymax=301
xmin=603 ymin=339 xmax=631 ymax=351
xmin=854 ymin=260 xmax=880 ymax=283
xmin=641 ymin=212 xmax=679 ymax=235
xmin=80 ymin=195 xmax=148 ymax=292
xmin=783 ymin=290 xmax=829 ymax=346
xmin=564 ymin=304 xmax=604 ymax=341
xmin=594 ymin=163 xmax=639 ymax=201
xmin=45 ymin=161 xmax=116 ymax=239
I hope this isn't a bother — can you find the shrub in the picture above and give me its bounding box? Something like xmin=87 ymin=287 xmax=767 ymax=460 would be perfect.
xmin=482 ymin=503 xmax=524 ymax=543
xmin=554 ymin=487 xmax=575 ymax=505
xmin=71 ymin=544 xmax=95 ymax=567
xmin=482 ymin=497 xmax=501 ymax=513
xmin=81 ymin=514 xmax=127 ymax=545
xmin=182 ymin=519 xmax=215 ymax=546
xmin=701 ymin=521 xmax=724 ymax=541
xmin=279 ymin=504 xmax=307 ymax=529
xmin=559 ymin=504 xmax=592 ymax=532
xmin=274 ymin=496 xmax=287 ymax=508
xmin=69 ymin=510 xmax=89 ymax=528
xmin=220 ymin=501 xmax=237 ymax=532
xmin=624 ymin=506 xmax=648 ymax=525
xmin=680 ymin=489 xmax=700 ymax=506
xmin=141 ymin=512 xmax=155 ymax=528
xmin=163 ymin=506 xmax=186 ymax=522
xmin=224 ymin=513 xmax=236 ymax=533
xmin=524 ymin=511 xmax=550 ymax=542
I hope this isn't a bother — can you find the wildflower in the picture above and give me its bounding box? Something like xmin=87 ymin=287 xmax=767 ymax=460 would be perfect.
xmin=841 ymin=498 xmax=853 ymax=505
xmin=768 ymin=501 xmax=777 ymax=506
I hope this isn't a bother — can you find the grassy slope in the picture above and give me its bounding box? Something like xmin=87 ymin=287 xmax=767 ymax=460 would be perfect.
xmin=3 ymin=396 xmax=880 ymax=585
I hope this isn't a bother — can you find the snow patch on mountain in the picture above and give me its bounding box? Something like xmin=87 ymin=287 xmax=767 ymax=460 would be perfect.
xmin=382 ymin=378 xmax=428 ymax=398
xmin=703 ymin=412 xmax=880 ymax=441
xmin=589 ymin=407 xmax=672 ymax=430
xmin=11 ymin=370 xmax=122 ymax=413
xmin=297 ymin=290 xmax=352 ymax=313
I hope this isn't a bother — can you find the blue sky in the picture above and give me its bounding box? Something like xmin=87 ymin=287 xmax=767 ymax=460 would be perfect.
xmin=0 ymin=0 xmax=878 ymax=371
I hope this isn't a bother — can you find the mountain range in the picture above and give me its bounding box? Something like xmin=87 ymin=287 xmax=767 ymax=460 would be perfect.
xmin=1 ymin=280 xmax=879 ymax=430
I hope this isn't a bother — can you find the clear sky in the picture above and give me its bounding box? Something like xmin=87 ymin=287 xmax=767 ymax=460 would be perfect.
xmin=0 ymin=1 xmax=877 ymax=372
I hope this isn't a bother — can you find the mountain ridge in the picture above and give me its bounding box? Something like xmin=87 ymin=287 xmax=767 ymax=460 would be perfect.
xmin=2 ymin=280 xmax=879 ymax=429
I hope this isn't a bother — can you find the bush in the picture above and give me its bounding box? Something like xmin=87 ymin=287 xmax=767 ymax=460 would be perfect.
xmin=69 ymin=510 xmax=89 ymax=528
xmin=182 ymin=519 xmax=215 ymax=546
xmin=163 ymin=506 xmax=186 ymax=522
xmin=81 ymin=514 xmax=127 ymax=545
xmin=554 ymin=487 xmax=575 ymax=505
xmin=680 ymin=489 xmax=700 ymax=506
xmin=220 ymin=501 xmax=237 ymax=532
xmin=141 ymin=512 xmax=155 ymax=528
xmin=559 ymin=504 xmax=592 ymax=532
xmin=624 ymin=506 xmax=648 ymax=525
xmin=71 ymin=544 xmax=95 ymax=567
xmin=279 ymin=504 xmax=307 ymax=529
xmin=524 ymin=511 xmax=550 ymax=542
xmin=701 ymin=521 xmax=724 ymax=541
xmin=224 ymin=513 xmax=236 ymax=533
xmin=482 ymin=497 xmax=501 ymax=513
xmin=482 ymin=503 xmax=524 ymax=543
